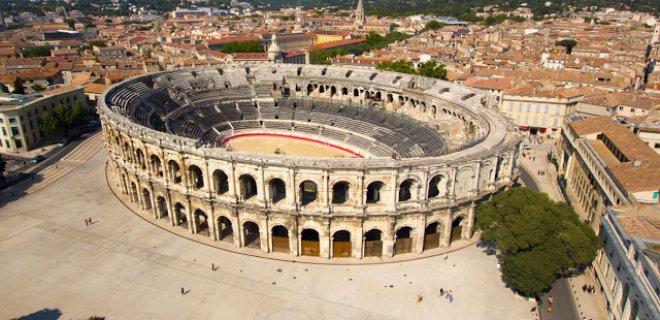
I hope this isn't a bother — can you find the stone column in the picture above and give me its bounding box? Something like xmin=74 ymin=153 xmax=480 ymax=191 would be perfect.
xmin=208 ymin=206 xmax=217 ymax=241
xmin=466 ymin=201 xmax=477 ymax=239
xmin=442 ymin=209 xmax=452 ymax=247
xmin=259 ymin=217 xmax=269 ymax=253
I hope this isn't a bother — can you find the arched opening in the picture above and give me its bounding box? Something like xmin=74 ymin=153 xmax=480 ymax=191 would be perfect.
xmin=300 ymin=229 xmax=320 ymax=256
xmin=271 ymin=225 xmax=289 ymax=253
xmin=366 ymin=181 xmax=384 ymax=204
xmin=331 ymin=181 xmax=350 ymax=204
xmin=341 ymin=87 xmax=348 ymax=95
xmin=194 ymin=209 xmax=209 ymax=236
xmin=398 ymin=179 xmax=415 ymax=202
xmin=142 ymin=188 xmax=152 ymax=210
xmin=394 ymin=226 xmax=413 ymax=255
xmin=130 ymin=182 xmax=138 ymax=203
xmin=213 ymin=170 xmax=229 ymax=195
xmin=423 ymin=222 xmax=440 ymax=250
xmin=239 ymin=174 xmax=257 ymax=200
xmin=364 ymin=229 xmax=383 ymax=257
xmin=121 ymin=174 xmax=128 ymax=194
xmin=300 ymin=181 xmax=317 ymax=206
xmin=150 ymin=155 xmax=163 ymax=177
xmin=188 ymin=165 xmax=204 ymax=190
xmin=243 ymin=221 xmax=260 ymax=249
xmin=168 ymin=160 xmax=182 ymax=184
xmin=428 ymin=175 xmax=444 ymax=198
xmin=135 ymin=149 xmax=146 ymax=169
xmin=269 ymin=178 xmax=286 ymax=204
xmin=332 ymin=230 xmax=351 ymax=258
xmin=156 ymin=196 xmax=168 ymax=219
xmin=330 ymin=86 xmax=337 ymax=96
xmin=174 ymin=203 xmax=187 ymax=228
xmin=306 ymin=83 xmax=313 ymax=95
xmin=123 ymin=143 xmax=132 ymax=161
xmin=451 ymin=216 xmax=465 ymax=244
xmin=217 ymin=216 xmax=233 ymax=243
xmin=353 ymin=88 xmax=359 ymax=97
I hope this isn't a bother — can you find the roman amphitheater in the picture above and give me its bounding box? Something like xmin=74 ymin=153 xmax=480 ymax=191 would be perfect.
xmin=99 ymin=63 xmax=520 ymax=261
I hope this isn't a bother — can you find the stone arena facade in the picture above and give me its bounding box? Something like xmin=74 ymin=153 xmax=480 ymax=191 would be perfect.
xmin=99 ymin=63 xmax=520 ymax=261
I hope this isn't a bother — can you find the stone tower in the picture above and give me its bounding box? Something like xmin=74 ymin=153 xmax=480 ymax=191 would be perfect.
xmin=267 ymin=34 xmax=282 ymax=62
xmin=355 ymin=0 xmax=366 ymax=28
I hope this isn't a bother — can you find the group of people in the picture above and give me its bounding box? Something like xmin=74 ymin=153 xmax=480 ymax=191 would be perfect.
xmin=582 ymin=284 xmax=596 ymax=294
xmin=84 ymin=217 xmax=94 ymax=226
xmin=415 ymin=288 xmax=455 ymax=303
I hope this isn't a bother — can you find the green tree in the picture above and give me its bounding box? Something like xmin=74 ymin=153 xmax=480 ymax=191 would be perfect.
xmin=55 ymin=104 xmax=73 ymax=129
xmin=475 ymin=187 xmax=599 ymax=297
xmin=422 ymin=20 xmax=445 ymax=32
xmin=69 ymin=101 xmax=88 ymax=124
xmin=417 ymin=60 xmax=447 ymax=80
xmin=376 ymin=59 xmax=416 ymax=74
xmin=39 ymin=112 xmax=60 ymax=137
xmin=389 ymin=23 xmax=399 ymax=32
xmin=65 ymin=18 xmax=76 ymax=29
xmin=11 ymin=77 xmax=25 ymax=94
xmin=22 ymin=46 xmax=51 ymax=58
xmin=556 ymin=39 xmax=578 ymax=54
xmin=220 ymin=41 xmax=264 ymax=53
xmin=31 ymin=84 xmax=44 ymax=92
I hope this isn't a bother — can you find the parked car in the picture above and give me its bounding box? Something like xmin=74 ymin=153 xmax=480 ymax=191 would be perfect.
xmin=31 ymin=155 xmax=45 ymax=163
xmin=58 ymin=139 xmax=70 ymax=147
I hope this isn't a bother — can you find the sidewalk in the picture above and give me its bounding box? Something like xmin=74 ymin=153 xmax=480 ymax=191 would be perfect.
xmin=519 ymin=138 xmax=607 ymax=320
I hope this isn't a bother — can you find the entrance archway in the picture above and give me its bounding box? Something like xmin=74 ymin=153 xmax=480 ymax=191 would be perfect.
xmin=130 ymin=182 xmax=138 ymax=203
xmin=451 ymin=216 xmax=465 ymax=243
xmin=174 ymin=203 xmax=187 ymax=228
xmin=331 ymin=181 xmax=350 ymax=204
xmin=142 ymin=188 xmax=152 ymax=210
xmin=156 ymin=196 xmax=168 ymax=219
xmin=243 ymin=221 xmax=260 ymax=249
xmin=364 ymin=229 xmax=383 ymax=257
xmin=194 ymin=209 xmax=209 ymax=236
xmin=271 ymin=225 xmax=289 ymax=253
xmin=394 ymin=227 xmax=413 ymax=255
xmin=217 ymin=216 xmax=233 ymax=243
xmin=423 ymin=222 xmax=440 ymax=250
xmin=213 ymin=170 xmax=229 ymax=195
xmin=300 ymin=181 xmax=317 ymax=206
xmin=332 ymin=230 xmax=351 ymax=258
xmin=300 ymin=229 xmax=320 ymax=256
xmin=366 ymin=181 xmax=384 ymax=204
xmin=188 ymin=165 xmax=204 ymax=190
xmin=398 ymin=179 xmax=415 ymax=202
xmin=269 ymin=178 xmax=286 ymax=204
xmin=239 ymin=174 xmax=257 ymax=200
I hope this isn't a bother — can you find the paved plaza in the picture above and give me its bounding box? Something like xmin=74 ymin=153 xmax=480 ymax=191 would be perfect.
xmin=0 ymin=145 xmax=535 ymax=320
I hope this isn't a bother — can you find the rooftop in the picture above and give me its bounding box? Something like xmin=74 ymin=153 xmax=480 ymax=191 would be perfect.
xmin=569 ymin=117 xmax=660 ymax=193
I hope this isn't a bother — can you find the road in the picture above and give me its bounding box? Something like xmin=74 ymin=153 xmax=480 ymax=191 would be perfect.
xmin=518 ymin=167 xmax=580 ymax=320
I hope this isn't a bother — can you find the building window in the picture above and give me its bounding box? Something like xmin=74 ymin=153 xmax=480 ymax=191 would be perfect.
xmin=518 ymin=103 xmax=522 ymax=112
xmin=0 ymin=118 xmax=4 ymax=123
xmin=553 ymin=119 xmax=559 ymax=127
xmin=10 ymin=127 xmax=19 ymax=136
xmin=535 ymin=105 xmax=540 ymax=113
xmin=14 ymin=139 xmax=23 ymax=148
xmin=533 ymin=116 xmax=538 ymax=125
xmin=524 ymin=115 xmax=529 ymax=125
xmin=526 ymin=104 xmax=531 ymax=112
xmin=4 ymin=140 xmax=9 ymax=148
xmin=515 ymin=115 xmax=521 ymax=123
xmin=544 ymin=105 xmax=549 ymax=114
xmin=630 ymin=108 xmax=635 ymax=113
xmin=8 ymin=118 xmax=16 ymax=124
xmin=508 ymin=103 xmax=513 ymax=112
xmin=542 ymin=117 xmax=547 ymax=126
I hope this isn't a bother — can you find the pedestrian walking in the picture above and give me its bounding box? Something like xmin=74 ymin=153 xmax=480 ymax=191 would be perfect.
xmin=181 ymin=287 xmax=185 ymax=295
xmin=443 ymin=253 xmax=448 ymax=261
xmin=582 ymin=284 xmax=588 ymax=292
xmin=417 ymin=294 xmax=423 ymax=302
xmin=448 ymin=294 xmax=453 ymax=303
xmin=439 ymin=288 xmax=444 ymax=297
xmin=548 ymin=295 xmax=554 ymax=305
xmin=211 ymin=262 xmax=215 ymax=271
xmin=85 ymin=219 xmax=89 ymax=226
xmin=496 ymin=262 xmax=501 ymax=270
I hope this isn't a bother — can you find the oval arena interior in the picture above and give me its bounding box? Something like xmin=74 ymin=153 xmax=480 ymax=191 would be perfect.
xmin=100 ymin=64 xmax=520 ymax=261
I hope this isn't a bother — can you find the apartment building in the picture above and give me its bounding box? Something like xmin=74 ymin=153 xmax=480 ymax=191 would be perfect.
xmin=555 ymin=117 xmax=660 ymax=229
xmin=0 ymin=86 xmax=87 ymax=153
xmin=594 ymin=205 xmax=659 ymax=320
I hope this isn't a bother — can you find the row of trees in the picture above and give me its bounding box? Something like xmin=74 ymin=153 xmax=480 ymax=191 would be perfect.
xmin=376 ymin=60 xmax=448 ymax=80
xmin=39 ymin=101 xmax=88 ymax=137
xmin=475 ymin=187 xmax=599 ymax=297
xmin=310 ymin=31 xmax=411 ymax=65
xmin=219 ymin=41 xmax=265 ymax=54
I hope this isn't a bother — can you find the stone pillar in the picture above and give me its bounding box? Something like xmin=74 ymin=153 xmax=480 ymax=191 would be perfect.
xmin=386 ymin=219 xmax=395 ymax=257
xmin=208 ymin=206 xmax=217 ymax=241
xmin=355 ymin=221 xmax=364 ymax=259
xmin=415 ymin=214 xmax=426 ymax=253
xmin=442 ymin=209 xmax=452 ymax=247
xmin=466 ymin=201 xmax=477 ymax=239
xmin=259 ymin=217 xmax=269 ymax=253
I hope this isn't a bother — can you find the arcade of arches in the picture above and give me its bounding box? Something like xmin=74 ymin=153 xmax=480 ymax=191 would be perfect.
xmin=111 ymin=162 xmax=478 ymax=260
